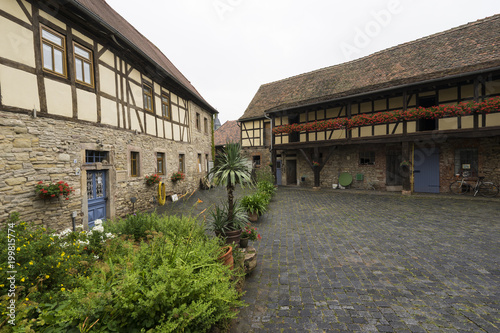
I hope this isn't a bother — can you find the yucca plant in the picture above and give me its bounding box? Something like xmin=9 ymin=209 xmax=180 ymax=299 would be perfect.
xmin=208 ymin=142 xmax=252 ymax=229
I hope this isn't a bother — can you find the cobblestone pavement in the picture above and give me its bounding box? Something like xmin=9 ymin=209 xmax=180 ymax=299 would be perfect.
xmin=158 ymin=187 xmax=500 ymax=332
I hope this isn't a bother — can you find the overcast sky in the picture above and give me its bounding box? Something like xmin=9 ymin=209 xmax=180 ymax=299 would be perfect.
xmin=106 ymin=0 xmax=500 ymax=124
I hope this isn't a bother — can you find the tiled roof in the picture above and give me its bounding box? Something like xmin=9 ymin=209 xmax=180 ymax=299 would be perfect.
xmin=71 ymin=0 xmax=216 ymax=113
xmin=214 ymin=120 xmax=240 ymax=146
xmin=240 ymin=14 xmax=500 ymax=120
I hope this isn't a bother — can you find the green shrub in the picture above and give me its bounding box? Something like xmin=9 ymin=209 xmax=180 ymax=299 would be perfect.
xmin=1 ymin=213 xmax=243 ymax=332
xmin=0 ymin=213 xmax=108 ymax=331
xmin=257 ymin=180 xmax=276 ymax=197
xmin=37 ymin=216 xmax=244 ymax=332
xmin=103 ymin=211 xmax=161 ymax=241
xmin=240 ymin=193 xmax=268 ymax=215
xmin=255 ymin=167 xmax=275 ymax=184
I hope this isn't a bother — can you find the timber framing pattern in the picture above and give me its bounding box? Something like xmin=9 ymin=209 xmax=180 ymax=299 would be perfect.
xmin=239 ymin=14 xmax=500 ymax=192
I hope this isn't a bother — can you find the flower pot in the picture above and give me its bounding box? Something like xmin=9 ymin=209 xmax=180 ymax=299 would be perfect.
xmin=240 ymin=237 xmax=249 ymax=248
xmin=218 ymin=245 xmax=234 ymax=269
xmin=248 ymin=212 xmax=258 ymax=222
xmin=224 ymin=229 xmax=242 ymax=245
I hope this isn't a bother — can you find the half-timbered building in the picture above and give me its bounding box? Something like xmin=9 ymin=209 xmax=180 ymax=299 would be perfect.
xmin=0 ymin=0 xmax=216 ymax=229
xmin=239 ymin=15 xmax=500 ymax=193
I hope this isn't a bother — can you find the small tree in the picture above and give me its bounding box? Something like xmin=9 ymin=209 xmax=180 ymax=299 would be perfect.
xmin=208 ymin=142 xmax=252 ymax=226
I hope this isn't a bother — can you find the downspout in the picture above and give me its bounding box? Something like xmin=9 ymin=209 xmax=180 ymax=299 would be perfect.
xmin=411 ymin=143 xmax=415 ymax=193
xmin=264 ymin=113 xmax=273 ymax=152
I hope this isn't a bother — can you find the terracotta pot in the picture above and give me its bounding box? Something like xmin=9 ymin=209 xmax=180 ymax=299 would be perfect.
xmin=248 ymin=212 xmax=258 ymax=222
xmin=240 ymin=237 xmax=249 ymax=248
xmin=218 ymin=245 xmax=233 ymax=270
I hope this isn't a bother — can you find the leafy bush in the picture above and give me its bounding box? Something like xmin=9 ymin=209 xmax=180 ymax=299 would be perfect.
xmin=0 ymin=213 xmax=109 ymax=331
xmin=255 ymin=167 xmax=275 ymax=184
xmin=240 ymin=193 xmax=268 ymax=215
xmin=257 ymin=180 xmax=276 ymax=197
xmin=104 ymin=211 xmax=161 ymax=241
xmin=35 ymin=215 xmax=244 ymax=332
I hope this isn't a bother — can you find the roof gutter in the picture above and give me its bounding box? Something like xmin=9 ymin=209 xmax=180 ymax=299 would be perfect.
xmin=68 ymin=0 xmax=217 ymax=114
xmin=264 ymin=65 xmax=500 ymax=116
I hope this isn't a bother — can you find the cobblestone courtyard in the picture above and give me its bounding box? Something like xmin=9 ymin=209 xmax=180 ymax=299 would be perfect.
xmin=161 ymin=187 xmax=500 ymax=332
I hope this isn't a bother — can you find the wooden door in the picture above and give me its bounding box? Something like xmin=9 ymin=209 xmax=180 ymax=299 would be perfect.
xmin=386 ymin=150 xmax=402 ymax=186
xmin=286 ymin=160 xmax=297 ymax=185
xmin=414 ymin=148 xmax=440 ymax=193
xmin=87 ymin=170 xmax=107 ymax=228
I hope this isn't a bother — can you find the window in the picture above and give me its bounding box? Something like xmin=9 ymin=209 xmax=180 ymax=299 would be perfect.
xmin=157 ymin=153 xmax=165 ymax=175
xmin=143 ymin=84 xmax=153 ymax=112
xmin=73 ymin=43 xmax=93 ymax=86
xmin=41 ymin=26 xmax=66 ymax=77
xmin=85 ymin=150 xmax=108 ymax=163
xmin=178 ymin=154 xmax=185 ymax=173
xmin=205 ymin=154 xmax=209 ymax=172
xmin=161 ymin=94 xmax=170 ymax=119
xmin=455 ymin=148 xmax=478 ymax=176
xmin=197 ymin=154 xmax=202 ymax=173
xmin=253 ymin=155 xmax=261 ymax=167
xmin=130 ymin=152 xmax=139 ymax=177
xmin=204 ymin=118 xmax=208 ymax=133
xmin=196 ymin=113 xmax=201 ymax=130
xmin=360 ymin=151 xmax=375 ymax=165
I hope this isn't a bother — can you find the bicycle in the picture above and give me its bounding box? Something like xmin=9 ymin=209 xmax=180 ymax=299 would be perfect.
xmin=449 ymin=173 xmax=499 ymax=197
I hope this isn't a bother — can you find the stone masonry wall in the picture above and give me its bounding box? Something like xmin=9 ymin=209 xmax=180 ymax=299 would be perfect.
xmin=291 ymin=144 xmax=387 ymax=190
xmin=280 ymin=137 xmax=499 ymax=193
xmin=0 ymin=110 xmax=212 ymax=230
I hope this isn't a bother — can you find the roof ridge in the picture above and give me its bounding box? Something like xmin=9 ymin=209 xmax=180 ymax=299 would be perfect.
xmin=260 ymin=14 xmax=500 ymax=88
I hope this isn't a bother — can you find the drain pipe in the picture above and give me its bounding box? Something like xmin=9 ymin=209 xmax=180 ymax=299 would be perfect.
xmin=71 ymin=211 xmax=77 ymax=232
xmin=264 ymin=113 xmax=273 ymax=152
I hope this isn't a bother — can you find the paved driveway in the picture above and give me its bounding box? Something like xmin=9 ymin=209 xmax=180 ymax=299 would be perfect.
xmin=228 ymin=188 xmax=500 ymax=332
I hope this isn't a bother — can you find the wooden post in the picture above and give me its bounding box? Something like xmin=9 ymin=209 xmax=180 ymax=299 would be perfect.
xmin=313 ymin=147 xmax=320 ymax=187
xmin=401 ymin=141 xmax=411 ymax=194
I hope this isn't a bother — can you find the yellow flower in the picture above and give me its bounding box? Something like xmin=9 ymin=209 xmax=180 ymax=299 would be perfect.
xmin=21 ymin=278 xmax=25 ymax=282
xmin=45 ymin=275 xmax=49 ymax=279
xmin=16 ymin=247 xmax=20 ymax=251
xmin=0 ymin=284 xmax=4 ymax=287
xmin=61 ymin=252 xmax=65 ymax=257
xmin=29 ymin=261 xmax=33 ymax=265
xmin=25 ymin=298 xmax=29 ymax=301
xmin=56 ymin=262 xmax=61 ymax=268
xmin=61 ymin=288 xmax=65 ymax=292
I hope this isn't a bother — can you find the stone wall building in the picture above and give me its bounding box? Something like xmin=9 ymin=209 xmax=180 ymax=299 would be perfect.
xmin=0 ymin=0 xmax=216 ymax=230
xmin=239 ymin=15 xmax=500 ymax=193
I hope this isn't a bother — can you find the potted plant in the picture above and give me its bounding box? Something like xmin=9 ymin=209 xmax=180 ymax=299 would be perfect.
xmin=240 ymin=193 xmax=267 ymax=222
xmin=207 ymin=142 xmax=253 ymax=242
xmin=207 ymin=201 xmax=249 ymax=244
xmin=240 ymin=224 xmax=261 ymax=248
xmin=170 ymin=171 xmax=185 ymax=182
xmin=35 ymin=181 xmax=73 ymax=200
xmin=145 ymin=173 xmax=161 ymax=186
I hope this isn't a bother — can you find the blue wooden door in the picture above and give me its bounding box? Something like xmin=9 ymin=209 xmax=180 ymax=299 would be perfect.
xmin=276 ymin=160 xmax=282 ymax=185
xmin=414 ymin=148 xmax=440 ymax=193
xmin=87 ymin=170 xmax=107 ymax=228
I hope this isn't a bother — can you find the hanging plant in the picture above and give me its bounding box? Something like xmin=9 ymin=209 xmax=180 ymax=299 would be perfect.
xmin=170 ymin=171 xmax=185 ymax=182
xmin=35 ymin=181 xmax=73 ymax=200
xmin=272 ymin=96 xmax=500 ymax=135
xmin=144 ymin=174 xmax=161 ymax=186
